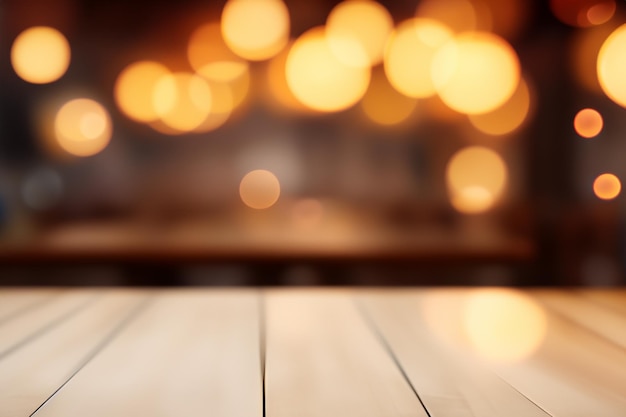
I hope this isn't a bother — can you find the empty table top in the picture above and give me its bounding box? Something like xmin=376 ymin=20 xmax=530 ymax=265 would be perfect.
xmin=0 ymin=288 xmax=624 ymax=416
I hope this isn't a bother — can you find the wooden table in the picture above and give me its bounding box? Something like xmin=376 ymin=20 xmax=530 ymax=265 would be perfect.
xmin=1 ymin=288 xmax=624 ymax=416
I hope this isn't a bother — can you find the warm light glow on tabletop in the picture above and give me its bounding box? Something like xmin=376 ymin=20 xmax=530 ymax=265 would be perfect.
xmin=464 ymin=289 xmax=547 ymax=362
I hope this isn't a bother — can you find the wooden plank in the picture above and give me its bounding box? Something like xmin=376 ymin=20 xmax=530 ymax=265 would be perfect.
xmin=359 ymin=290 xmax=550 ymax=417
xmin=578 ymin=290 xmax=626 ymax=316
xmin=0 ymin=291 xmax=98 ymax=359
xmin=483 ymin=291 xmax=626 ymax=417
xmin=264 ymin=290 xmax=428 ymax=417
xmin=535 ymin=290 xmax=626 ymax=349
xmin=0 ymin=290 xmax=144 ymax=417
xmin=32 ymin=290 xmax=262 ymax=417
xmin=0 ymin=289 xmax=60 ymax=324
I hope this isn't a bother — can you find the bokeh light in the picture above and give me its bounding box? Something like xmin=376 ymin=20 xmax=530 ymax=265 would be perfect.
xmin=221 ymin=0 xmax=290 ymax=61
xmin=239 ymin=169 xmax=281 ymax=209
xmin=264 ymin=41 xmax=312 ymax=114
xmin=326 ymin=0 xmax=393 ymax=68
xmin=464 ymin=289 xmax=547 ymax=362
xmin=192 ymin=81 xmax=233 ymax=133
xmin=597 ymin=24 xmax=626 ymax=108
xmin=571 ymin=22 xmax=620 ymax=93
xmin=196 ymin=61 xmax=250 ymax=110
xmin=593 ymin=173 xmax=621 ymax=200
xmin=384 ymin=18 xmax=453 ymax=99
xmin=188 ymin=22 xmax=251 ymax=109
xmin=11 ymin=26 xmax=71 ymax=84
xmin=574 ymin=108 xmax=603 ymax=138
xmin=468 ymin=77 xmax=531 ymax=135
xmin=360 ymin=67 xmax=418 ymax=126
xmin=446 ymin=146 xmax=508 ymax=214
xmin=416 ymin=0 xmax=491 ymax=33
xmin=432 ymin=31 xmax=520 ymax=114
xmin=114 ymin=61 xmax=171 ymax=123
xmin=551 ymin=0 xmax=616 ymax=27
xmin=54 ymin=98 xmax=112 ymax=157
xmin=285 ymin=27 xmax=370 ymax=112
xmin=188 ymin=22 xmax=243 ymax=70
xmin=152 ymin=72 xmax=213 ymax=133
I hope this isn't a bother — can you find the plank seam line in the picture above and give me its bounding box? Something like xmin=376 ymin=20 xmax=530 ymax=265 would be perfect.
xmin=537 ymin=297 xmax=626 ymax=352
xmin=492 ymin=372 xmax=554 ymax=416
xmin=0 ymin=293 xmax=62 ymax=328
xmin=260 ymin=291 xmax=267 ymax=417
xmin=29 ymin=296 xmax=153 ymax=417
xmin=0 ymin=294 xmax=101 ymax=362
xmin=353 ymin=298 xmax=432 ymax=417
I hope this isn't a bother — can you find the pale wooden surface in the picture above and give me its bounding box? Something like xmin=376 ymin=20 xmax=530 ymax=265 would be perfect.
xmin=0 ymin=288 xmax=624 ymax=416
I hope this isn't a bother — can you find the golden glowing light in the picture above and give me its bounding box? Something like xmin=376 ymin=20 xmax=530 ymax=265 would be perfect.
xmin=416 ymin=0 xmax=490 ymax=33
xmin=384 ymin=18 xmax=453 ymax=99
xmin=11 ymin=26 xmax=70 ymax=84
xmin=54 ymin=99 xmax=112 ymax=157
xmin=326 ymin=0 xmax=393 ymax=67
xmin=468 ymin=78 xmax=531 ymax=135
xmin=196 ymin=61 xmax=250 ymax=109
xmin=361 ymin=67 xmax=418 ymax=125
xmin=286 ymin=27 xmax=370 ymax=112
xmin=551 ymin=0 xmax=616 ymax=27
xmin=574 ymin=108 xmax=603 ymax=138
xmin=464 ymin=289 xmax=547 ymax=362
xmin=114 ymin=61 xmax=170 ymax=123
xmin=432 ymin=32 xmax=520 ymax=114
xmin=571 ymin=23 xmax=619 ymax=93
xmin=239 ymin=169 xmax=281 ymax=209
xmin=446 ymin=146 xmax=507 ymax=214
xmin=153 ymin=72 xmax=212 ymax=133
xmin=221 ymin=0 xmax=289 ymax=61
xmin=188 ymin=23 xmax=242 ymax=70
xmin=188 ymin=23 xmax=251 ymax=110
xmin=594 ymin=173 xmax=621 ymax=200
xmin=264 ymin=42 xmax=312 ymax=114
xmin=598 ymin=24 xmax=626 ymax=108
xmin=192 ymin=81 xmax=233 ymax=132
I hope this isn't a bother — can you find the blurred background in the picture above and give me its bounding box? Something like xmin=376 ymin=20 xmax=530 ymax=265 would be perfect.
xmin=0 ymin=0 xmax=625 ymax=286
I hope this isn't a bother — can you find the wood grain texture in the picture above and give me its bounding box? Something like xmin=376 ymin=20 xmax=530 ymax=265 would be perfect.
xmin=0 ymin=288 xmax=623 ymax=416
xmin=32 ymin=290 xmax=262 ymax=417
xmin=491 ymin=291 xmax=626 ymax=417
xmin=359 ymin=291 xmax=550 ymax=417
xmin=0 ymin=291 xmax=97 ymax=360
xmin=264 ymin=290 xmax=429 ymax=417
xmin=0 ymin=290 xmax=143 ymax=417
xmin=0 ymin=289 xmax=59 ymax=325
xmin=535 ymin=290 xmax=626 ymax=349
